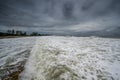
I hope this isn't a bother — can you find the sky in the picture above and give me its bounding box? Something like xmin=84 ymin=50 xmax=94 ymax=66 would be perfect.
xmin=0 ymin=0 xmax=120 ymax=36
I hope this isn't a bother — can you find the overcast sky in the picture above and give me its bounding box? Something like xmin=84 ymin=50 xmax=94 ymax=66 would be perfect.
xmin=0 ymin=0 xmax=120 ymax=35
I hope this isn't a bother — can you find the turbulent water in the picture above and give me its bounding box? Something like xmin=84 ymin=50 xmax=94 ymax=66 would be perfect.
xmin=19 ymin=36 xmax=120 ymax=80
xmin=0 ymin=37 xmax=38 ymax=78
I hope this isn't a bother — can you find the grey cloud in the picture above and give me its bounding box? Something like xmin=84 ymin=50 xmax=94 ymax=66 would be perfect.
xmin=0 ymin=0 xmax=120 ymax=35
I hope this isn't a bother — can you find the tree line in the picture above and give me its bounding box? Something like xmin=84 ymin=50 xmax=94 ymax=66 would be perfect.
xmin=0 ymin=29 xmax=48 ymax=36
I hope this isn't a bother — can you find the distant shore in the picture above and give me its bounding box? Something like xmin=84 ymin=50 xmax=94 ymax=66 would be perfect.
xmin=0 ymin=36 xmax=29 ymax=39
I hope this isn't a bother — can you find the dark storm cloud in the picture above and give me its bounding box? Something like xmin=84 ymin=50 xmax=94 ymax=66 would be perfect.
xmin=0 ymin=0 xmax=120 ymax=35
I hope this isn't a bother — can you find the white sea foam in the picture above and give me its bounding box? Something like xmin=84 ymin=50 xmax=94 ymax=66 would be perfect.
xmin=0 ymin=37 xmax=38 ymax=68
xmin=20 ymin=36 xmax=120 ymax=80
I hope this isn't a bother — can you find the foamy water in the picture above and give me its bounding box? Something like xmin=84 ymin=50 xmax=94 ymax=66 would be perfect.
xmin=0 ymin=37 xmax=39 ymax=78
xmin=20 ymin=36 xmax=120 ymax=80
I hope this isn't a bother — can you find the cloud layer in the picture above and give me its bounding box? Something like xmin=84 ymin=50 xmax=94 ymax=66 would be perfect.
xmin=0 ymin=0 xmax=120 ymax=35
